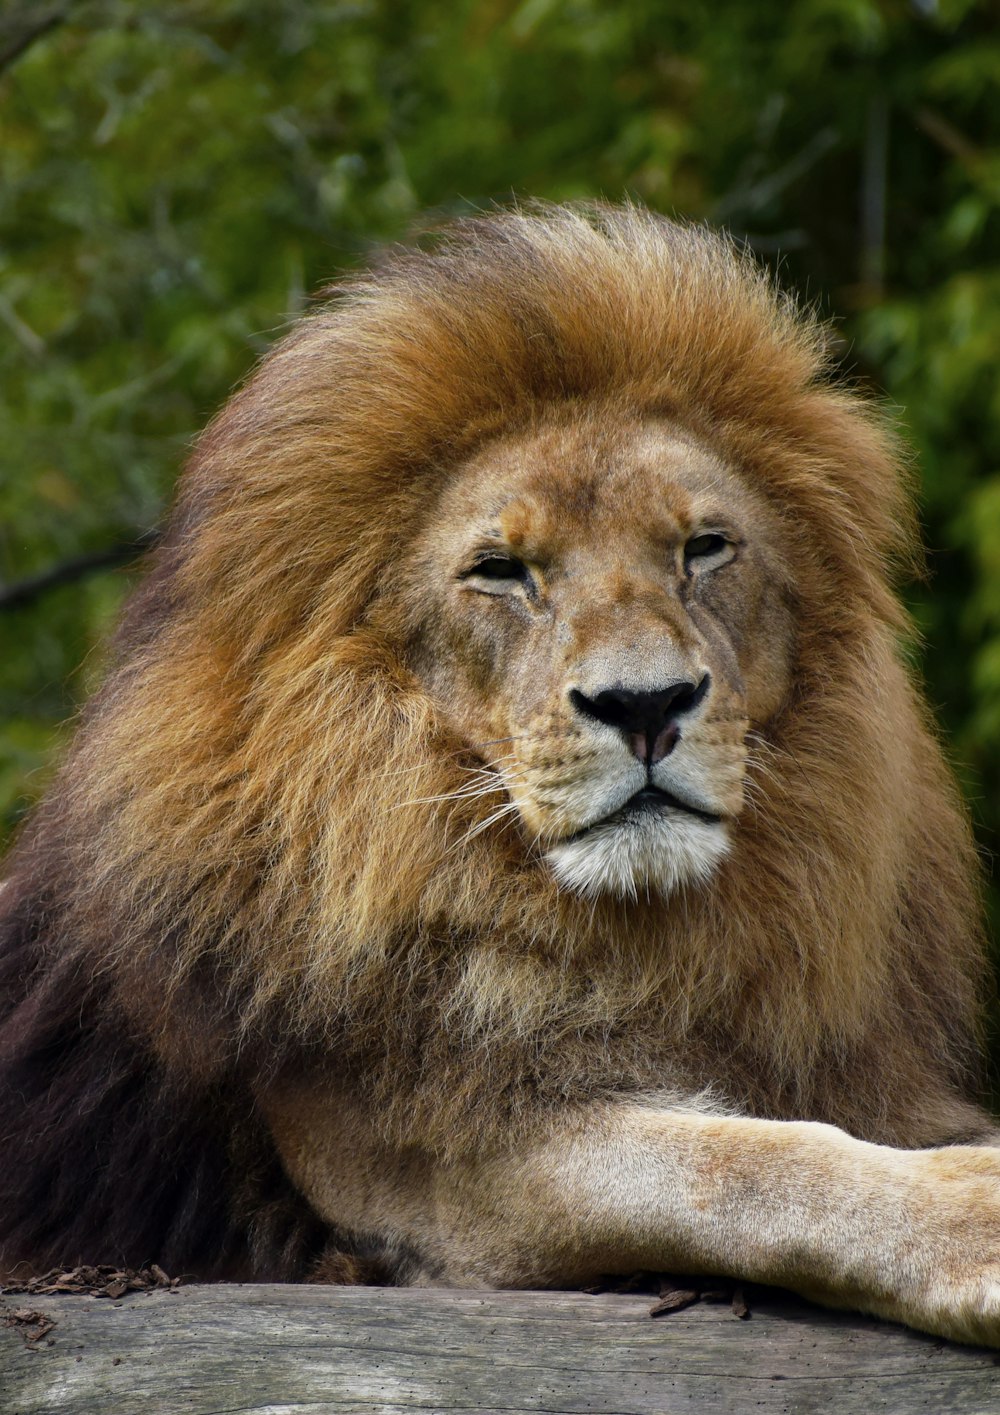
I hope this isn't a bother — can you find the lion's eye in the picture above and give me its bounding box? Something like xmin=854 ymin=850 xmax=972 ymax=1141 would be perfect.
xmin=472 ymin=555 xmax=526 ymax=580
xmin=683 ymin=533 xmax=732 ymax=572
xmin=461 ymin=554 xmax=533 ymax=593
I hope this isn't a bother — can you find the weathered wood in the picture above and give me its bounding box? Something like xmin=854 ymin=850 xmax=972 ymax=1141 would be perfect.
xmin=2 ymin=1283 xmax=998 ymax=1415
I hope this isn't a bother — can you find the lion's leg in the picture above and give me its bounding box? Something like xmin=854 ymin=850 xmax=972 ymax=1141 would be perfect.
xmin=264 ymin=1091 xmax=1000 ymax=1346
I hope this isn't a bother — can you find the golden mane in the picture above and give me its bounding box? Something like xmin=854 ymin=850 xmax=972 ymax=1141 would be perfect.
xmin=0 ymin=208 xmax=985 ymax=1281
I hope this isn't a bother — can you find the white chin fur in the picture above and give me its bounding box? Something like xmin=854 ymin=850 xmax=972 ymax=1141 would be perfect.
xmin=545 ymin=812 xmax=729 ymax=900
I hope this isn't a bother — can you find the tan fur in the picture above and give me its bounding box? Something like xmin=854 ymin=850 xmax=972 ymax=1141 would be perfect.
xmin=5 ymin=204 xmax=999 ymax=1340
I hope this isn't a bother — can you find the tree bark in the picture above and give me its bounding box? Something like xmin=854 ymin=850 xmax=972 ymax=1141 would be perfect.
xmin=2 ymin=1282 xmax=996 ymax=1415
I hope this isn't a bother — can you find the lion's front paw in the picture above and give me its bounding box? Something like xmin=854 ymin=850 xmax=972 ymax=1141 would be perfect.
xmin=883 ymin=1146 xmax=1000 ymax=1347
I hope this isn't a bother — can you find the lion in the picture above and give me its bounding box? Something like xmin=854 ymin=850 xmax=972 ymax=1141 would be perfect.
xmin=2 ymin=203 xmax=999 ymax=1345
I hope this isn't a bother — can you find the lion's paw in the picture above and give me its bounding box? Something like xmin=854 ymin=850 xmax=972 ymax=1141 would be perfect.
xmin=885 ymin=1146 xmax=1000 ymax=1347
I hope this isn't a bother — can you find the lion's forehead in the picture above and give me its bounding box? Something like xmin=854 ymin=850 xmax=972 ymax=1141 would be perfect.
xmin=430 ymin=417 xmax=775 ymax=588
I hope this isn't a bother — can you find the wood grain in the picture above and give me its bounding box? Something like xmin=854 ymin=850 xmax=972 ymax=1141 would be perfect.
xmin=3 ymin=1283 xmax=999 ymax=1415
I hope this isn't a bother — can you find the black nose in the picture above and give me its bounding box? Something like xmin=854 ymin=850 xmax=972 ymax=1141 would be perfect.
xmin=569 ymin=675 xmax=710 ymax=764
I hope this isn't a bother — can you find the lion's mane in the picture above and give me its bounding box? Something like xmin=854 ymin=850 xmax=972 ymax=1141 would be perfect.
xmin=0 ymin=205 xmax=986 ymax=1280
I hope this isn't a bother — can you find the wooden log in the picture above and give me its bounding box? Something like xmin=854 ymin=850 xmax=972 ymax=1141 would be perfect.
xmin=2 ymin=1283 xmax=999 ymax=1414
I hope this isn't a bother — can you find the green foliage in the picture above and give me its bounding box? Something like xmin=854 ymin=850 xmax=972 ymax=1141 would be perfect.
xmin=2 ymin=0 xmax=998 ymax=920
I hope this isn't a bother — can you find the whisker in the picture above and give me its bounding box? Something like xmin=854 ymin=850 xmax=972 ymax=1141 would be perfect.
xmin=395 ymin=762 xmax=531 ymax=811
xmin=397 ymin=786 xmax=503 ymax=808
xmin=389 ymin=752 xmax=518 ymax=789
xmin=465 ymin=736 xmax=527 ymax=749
xmin=450 ymin=802 xmax=523 ymax=851
xmin=746 ymin=728 xmax=813 ymax=782
xmin=379 ymin=748 xmax=523 ymax=785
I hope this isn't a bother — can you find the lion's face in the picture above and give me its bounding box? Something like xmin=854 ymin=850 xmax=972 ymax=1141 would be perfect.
xmin=395 ymin=412 xmax=797 ymax=899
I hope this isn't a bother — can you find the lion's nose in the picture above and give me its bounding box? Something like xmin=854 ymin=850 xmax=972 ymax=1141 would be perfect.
xmin=569 ymin=676 xmax=710 ymax=764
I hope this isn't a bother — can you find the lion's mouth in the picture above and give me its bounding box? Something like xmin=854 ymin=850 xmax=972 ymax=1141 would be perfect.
xmin=566 ymin=786 xmax=723 ymax=842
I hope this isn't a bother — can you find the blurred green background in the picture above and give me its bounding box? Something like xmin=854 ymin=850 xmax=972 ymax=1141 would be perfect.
xmin=1 ymin=0 xmax=998 ymax=939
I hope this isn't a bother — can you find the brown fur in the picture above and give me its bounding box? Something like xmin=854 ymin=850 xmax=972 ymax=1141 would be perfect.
xmin=0 ymin=206 xmax=995 ymax=1335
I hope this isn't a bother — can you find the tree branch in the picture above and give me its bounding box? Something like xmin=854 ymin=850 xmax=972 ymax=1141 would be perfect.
xmin=914 ymin=106 xmax=981 ymax=170
xmin=0 ymin=5 xmax=74 ymax=78
xmin=0 ymin=530 xmax=160 ymax=612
